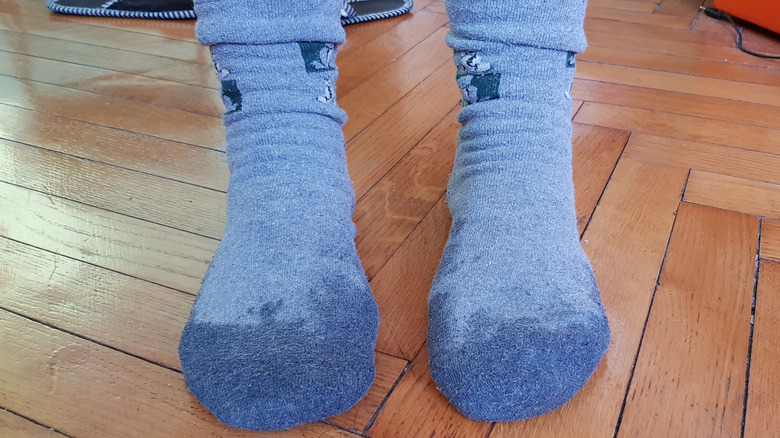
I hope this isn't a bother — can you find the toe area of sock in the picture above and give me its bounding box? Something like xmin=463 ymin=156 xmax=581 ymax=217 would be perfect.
xmin=178 ymin=321 xmax=376 ymax=431
xmin=428 ymin=312 xmax=610 ymax=422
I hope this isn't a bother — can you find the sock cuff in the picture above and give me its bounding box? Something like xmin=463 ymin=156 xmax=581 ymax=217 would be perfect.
xmin=194 ymin=0 xmax=346 ymax=45
xmin=445 ymin=0 xmax=588 ymax=53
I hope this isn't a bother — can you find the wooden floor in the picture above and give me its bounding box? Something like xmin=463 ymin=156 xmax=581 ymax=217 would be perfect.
xmin=1 ymin=0 xmax=780 ymax=436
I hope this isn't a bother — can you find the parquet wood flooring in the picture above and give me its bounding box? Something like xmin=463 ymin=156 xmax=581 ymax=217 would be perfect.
xmin=2 ymin=0 xmax=779 ymax=436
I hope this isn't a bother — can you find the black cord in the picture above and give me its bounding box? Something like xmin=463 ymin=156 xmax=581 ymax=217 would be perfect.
xmin=700 ymin=6 xmax=780 ymax=59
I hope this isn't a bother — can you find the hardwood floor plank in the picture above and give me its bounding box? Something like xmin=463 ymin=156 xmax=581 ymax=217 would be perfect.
xmin=589 ymin=0 xmax=658 ymax=13
xmin=367 ymin=346 xmax=493 ymax=438
xmin=586 ymin=6 xmax=695 ymax=29
xmin=0 ymin=310 xmax=356 ymax=438
xmin=572 ymin=123 xmax=629 ymax=232
xmin=584 ymin=25 xmax=780 ymax=69
xmin=744 ymin=260 xmax=780 ymax=436
xmin=0 ymin=234 xmax=406 ymax=434
xmin=329 ymin=353 xmax=409 ymax=433
xmin=347 ymin=60 xmax=459 ymax=200
xmin=337 ymin=11 xmax=448 ymax=97
xmin=339 ymin=0 xmax=438 ymax=57
xmin=0 ymin=236 xmax=190 ymax=369
xmin=576 ymin=61 xmax=780 ymax=107
xmin=580 ymin=45 xmax=780 ymax=87
xmin=372 ymin=198 xmax=449 ymax=360
xmin=0 ymin=51 xmax=222 ymax=116
xmin=624 ymin=134 xmax=780 ymax=186
xmin=759 ymin=219 xmax=780 ymax=262
xmin=572 ymin=79 xmax=780 ymax=131
xmin=0 ymin=139 xmax=227 ymax=239
xmin=493 ymin=159 xmax=688 ymax=437
xmin=574 ymin=102 xmax=780 ymax=154
xmin=421 ymin=0 xmax=446 ymax=14
xmin=340 ymin=26 xmax=452 ymax=141
xmin=0 ymin=11 xmax=207 ymax=63
xmin=618 ymin=202 xmax=757 ymax=437
xmin=4 ymin=0 xmax=197 ymax=41
xmin=0 ymin=408 xmax=66 ymax=438
xmin=0 ymin=180 xmax=215 ymax=293
xmin=654 ymin=0 xmax=702 ymax=18
xmin=0 ymin=75 xmax=224 ymax=149
xmin=684 ymin=171 xmax=780 ymax=220
xmin=0 ymin=30 xmax=218 ymax=88
xmin=355 ymin=108 xmax=458 ymax=280
xmin=0 ymin=105 xmax=228 ymax=190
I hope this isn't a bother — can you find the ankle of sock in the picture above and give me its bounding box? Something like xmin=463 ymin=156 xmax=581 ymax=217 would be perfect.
xmin=445 ymin=0 xmax=588 ymax=52
xmin=193 ymin=0 xmax=345 ymax=46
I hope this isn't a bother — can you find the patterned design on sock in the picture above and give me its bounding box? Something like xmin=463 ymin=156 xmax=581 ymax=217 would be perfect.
xmin=566 ymin=51 xmax=577 ymax=68
xmin=299 ymin=42 xmax=337 ymax=73
xmin=455 ymin=50 xmax=501 ymax=105
xmin=215 ymin=62 xmax=242 ymax=114
xmin=299 ymin=42 xmax=338 ymax=104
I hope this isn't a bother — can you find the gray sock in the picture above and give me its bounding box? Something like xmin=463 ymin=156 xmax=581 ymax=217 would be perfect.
xmin=178 ymin=0 xmax=379 ymax=431
xmin=427 ymin=0 xmax=611 ymax=421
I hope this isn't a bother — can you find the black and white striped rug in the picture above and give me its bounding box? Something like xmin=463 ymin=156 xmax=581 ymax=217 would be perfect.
xmin=46 ymin=0 xmax=413 ymax=24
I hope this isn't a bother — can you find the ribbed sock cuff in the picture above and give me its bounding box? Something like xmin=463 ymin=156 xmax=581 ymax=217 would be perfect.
xmin=445 ymin=0 xmax=588 ymax=53
xmin=194 ymin=0 xmax=346 ymax=45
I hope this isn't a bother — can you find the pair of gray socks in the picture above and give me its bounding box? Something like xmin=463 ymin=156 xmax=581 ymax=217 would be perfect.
xmin=178 ymin=0 xmax=611 ymax=431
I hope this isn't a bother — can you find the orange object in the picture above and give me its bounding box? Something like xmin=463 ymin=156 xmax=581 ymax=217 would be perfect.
xmin=714 ymin=0 xmax=780 ymax=34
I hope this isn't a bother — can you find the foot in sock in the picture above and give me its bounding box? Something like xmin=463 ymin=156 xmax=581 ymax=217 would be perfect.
xmin=178 ymin=1 xmax=379 ymax=431
xmin=427 ymin=0 xmax=611 ymax=422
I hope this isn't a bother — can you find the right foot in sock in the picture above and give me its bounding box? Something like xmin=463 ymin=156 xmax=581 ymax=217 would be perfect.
xmin=178 ymin=41 xmax=379 ymax=431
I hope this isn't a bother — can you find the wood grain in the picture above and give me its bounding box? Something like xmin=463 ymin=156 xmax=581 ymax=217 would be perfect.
xmin=347 ymin=59 xmax=459 ymax=200
xmin=0 ymin=51 xmax=223 ymax=116
xmin=337 ymin=11 xmax=448 ymax=96
xmin=0 ymin=138 xmax=227 ymax=239
xmin=493 ymin=159 xmax=689 ymax=437
xmin=0 ymin=310 xmax=355 ymax=438
xmin=572 ymin=79 xmax=780 ymax=131
xmin=624 ymin=134 xmax=780 ymax=186
xmin=580 ymin=45 xmax=780 ymax=87
xmin=0 ymin=180 xmax=215 ymax=293
xmin=744 ymin=261 xmax=780 ymax=436
xmin=571 ymin=123 xmax=629 ymax=232
xmin=0 ymin=75 xmax=224 ymax=149
xmin=0 ymin=235 xmax=191 ymax=369
xmin=372 ymin=198 xmax=450 ymax=360
xmin=0 ymin=11 xmax=207 ymax=62
xmin=618 ymin=202 xmax=757 ymax=437
xmin=575 ymin=102 xmax=780 ymax=154
xmin=760 ymin=219 xmax=780 ymax=262
xmin=367 ymin=346 xmax=493 ymax=438
xmin=0 ymin=409 xmax=66 ymax=438
xmin=355 ymin=108 xmax=458 ymax=279
xmin=684 ymin=171 xmax=780 ymax=220
xmin=340 ymin=26 xmax=452 ymax=141
xmin=0 ymin=104 xmax=229 ymax=190
xmin=0 ymin=29 xmax=218 ymax=88
xmin=576 ymin=62 xmax=780 ymax=107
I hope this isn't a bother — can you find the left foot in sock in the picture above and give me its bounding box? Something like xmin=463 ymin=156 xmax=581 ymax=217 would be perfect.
xmin=427 ymin=6 xmax=611 ymax=421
